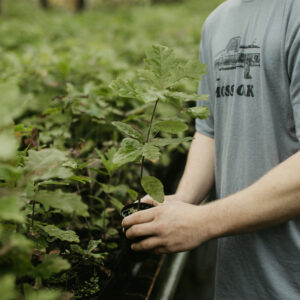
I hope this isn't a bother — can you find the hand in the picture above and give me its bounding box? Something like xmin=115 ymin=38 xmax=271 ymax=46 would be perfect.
xmin=139 ymin=194 xmax=178 ymax=206
xmin=122 ymin=197 xmax=209 ymax=254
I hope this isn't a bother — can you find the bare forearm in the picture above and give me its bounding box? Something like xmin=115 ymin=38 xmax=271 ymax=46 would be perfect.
xmin=176 ymin=131 xmax=215 ymax=204
xmin=203 ymin=151 xmax=300 ymax=240
xmin=124 ymin=150 xmax=300 ymax=254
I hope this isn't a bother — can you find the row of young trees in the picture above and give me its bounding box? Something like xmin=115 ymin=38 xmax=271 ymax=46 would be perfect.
xmin=0 ymin=0 xmax=85 ymax=14
xmin=40 ymin=0 xmax=86 ymax=11
xmin=39 ymin=0 xmax=182 ymax=9
xmin=0 ymin=0 xmax=183 ymax=15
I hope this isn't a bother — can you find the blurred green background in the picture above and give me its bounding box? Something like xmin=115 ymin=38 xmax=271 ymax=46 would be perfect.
xmin=1 ymin=0 xmax=224 ymax=95
xmin=0 ymin=0 xmax=224 ymax=299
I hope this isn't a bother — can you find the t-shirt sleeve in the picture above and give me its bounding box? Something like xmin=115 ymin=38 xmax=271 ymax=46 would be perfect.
xmin=287 ymin=3 xmax=300 ymax=142
xmin=195 ymin=27 xmax=215 ymax=138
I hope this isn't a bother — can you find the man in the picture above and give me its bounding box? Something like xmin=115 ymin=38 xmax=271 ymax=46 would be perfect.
xmin=122 ymin=0 xmax=300 ymax=298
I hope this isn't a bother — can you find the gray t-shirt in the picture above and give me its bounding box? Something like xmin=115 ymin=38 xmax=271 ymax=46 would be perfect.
xmin=196 ymin=0 xmax=300 ymax=299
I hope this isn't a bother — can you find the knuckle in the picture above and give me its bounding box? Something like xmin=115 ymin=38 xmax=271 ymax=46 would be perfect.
xmin=154 ymin=221 xmax=165 ymax=234
xmin=158 ymin=223 xmax=165 ymax=232
xmin=151 ymin=223 xmax=159 ymax=233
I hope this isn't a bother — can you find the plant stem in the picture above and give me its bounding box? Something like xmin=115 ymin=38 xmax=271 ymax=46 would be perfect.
xmin=40 ymin=0 xmax=49 ymax=9
xmin=145 ymin=254 xmax=166 ymax=300
xmin=138 ymin=99 xmax=159 ymax=210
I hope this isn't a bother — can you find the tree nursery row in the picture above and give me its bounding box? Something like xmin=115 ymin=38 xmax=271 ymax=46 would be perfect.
xmin=0 ymin=0 xmax=222 ymax=299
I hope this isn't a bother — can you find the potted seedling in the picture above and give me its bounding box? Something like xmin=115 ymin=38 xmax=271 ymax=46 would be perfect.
xmin=109 ymin=44 xmax=209 ymax=219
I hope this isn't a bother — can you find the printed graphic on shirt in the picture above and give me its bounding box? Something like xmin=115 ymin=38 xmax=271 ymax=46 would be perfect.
xmin=214 ymin=36 xmax=260 ymax=98
xmin=215 ymin=84 xmax=255 ymax=98
xmin=215 ymin=36 xmax=260 ymax=80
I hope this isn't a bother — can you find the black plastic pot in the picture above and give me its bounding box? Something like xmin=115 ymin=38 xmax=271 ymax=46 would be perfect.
xmin=121 ymin=202 xmax=155 ymax=251
xmin=121 ymin=202 xmax=154 ymax=219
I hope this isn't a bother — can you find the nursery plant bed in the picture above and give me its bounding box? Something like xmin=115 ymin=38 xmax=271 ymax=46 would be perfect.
xmin=91 ymin=245 xmax=189 ymax=300
xmin=84 ymin=238 xmax=164 ymax=300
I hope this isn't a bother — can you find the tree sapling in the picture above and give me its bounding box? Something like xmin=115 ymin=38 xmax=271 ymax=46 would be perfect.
xmin=109 ymin=44 xmax=209 ymax=218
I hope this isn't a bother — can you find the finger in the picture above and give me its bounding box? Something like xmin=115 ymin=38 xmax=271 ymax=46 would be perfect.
xmin=140 ymin=195 xmax=160 ymax=207
xmin=131 ymin=237 xmax=163 ymax=251
xmin=126 ymin=222 xmax=157 ymax=240
xmin=154 ymin=247 xmax=168 ymax=255
xmin=122 ymin=207 xmax=155 ymax=228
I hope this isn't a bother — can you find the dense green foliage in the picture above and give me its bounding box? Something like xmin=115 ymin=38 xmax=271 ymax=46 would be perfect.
xmin=0 ymin=0 xmax=223 ymax=299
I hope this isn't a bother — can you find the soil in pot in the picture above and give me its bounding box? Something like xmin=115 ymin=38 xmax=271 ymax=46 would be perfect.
xmin=121 ymin=202 xmax=154 ymax=249
xmin=121 ymin=202 xmax=154 ymax=219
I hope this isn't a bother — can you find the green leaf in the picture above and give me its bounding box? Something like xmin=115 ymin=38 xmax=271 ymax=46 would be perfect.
xmin=109 ymin=196 xmax=124 ymax=213
xmin=154 ymin=120 xmax=188 ymax=134
xmin=33 ymin=255 xmax=70 ymax=279
xmin=112 ymin=121 xmax=144 ymax=142
xmin=0 ymin=275 xmax=17 ymax=300
xmin=89 ymin=252 xmax=108 ymax=260
xmin=0 ymin=165 xmax=21 ymax=182
xmin=87 ymin=239 xmax=102 ymax=253
xmin=37 ymin=180 xmax=70 ymax=187
xmin=109 ymin=78 xmax=162 ymax=103
xmin=70 ymin=176 xmax=91 ymax=184
xmin=106 ymin=228 xmax=119 ymax=238
xmin=0 ymin=80 xmax=28 ymax=127
xmin=34 ymin=190 xmax=89 ymax=217
xmin=0 ymin=130 xmax=19 ymax=161
xmin=14 ymin=124 xmax=34 ymax=136
xmin=165 ymin=91 xmax=209 ymax=102
xmin=150 ymin=137 xmax=193 ymax=147
xmin=141 ymin=176 xmax=164 ymax=203
xmin=107 ymin=242 xmax=118 ymax=249
xmin=142 ymin=144 xmax=161 ymax=161
xmin=41 ymin=225 xmax=80 ymax=243
xmin=98 ymin=147 xmax=120 ymax=175
xmin=138 ymin=88 xmax=166 ymax=102
xmin=127 ymin=188 xmax=138 ymax=201
xmin=24 ymin=286 xmax=61 ymax=300
xmin=113 ymin=138 xmax=143 ymax=165
xmin=109 ymin=79 xmax=139 ymax=99
xmin=6 ymin=233 xmax=34 ymax=252
xmin=182 ymin=60 xmax=207 ymax=80
xmin=42 ymin=107 xmax=63 ymax=116
xmin=70 ymin=244 xmax=85 ymax=255
xmin=186 ymin=105 xmax=210 ymax=119
xmin=144 ymin=45 xmax=180 ymax=89
xmin=25 ymin=149 xmax=73 ymax=181
xmin=0 ymin=193 xmax=24 ymax=223
xmin=99 ymin=183 xmax=128 ymax=197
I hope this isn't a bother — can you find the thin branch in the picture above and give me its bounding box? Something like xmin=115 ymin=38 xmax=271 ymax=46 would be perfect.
xmin=75 ymin=0 xmax=85 ymax=12
xmin=40 ymin=0 xmax=49 ymax=9
xmin=145 ymin=254 xmax=167 ymax=300
xmin=138 ymin=99 xmax=159 ymax=210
